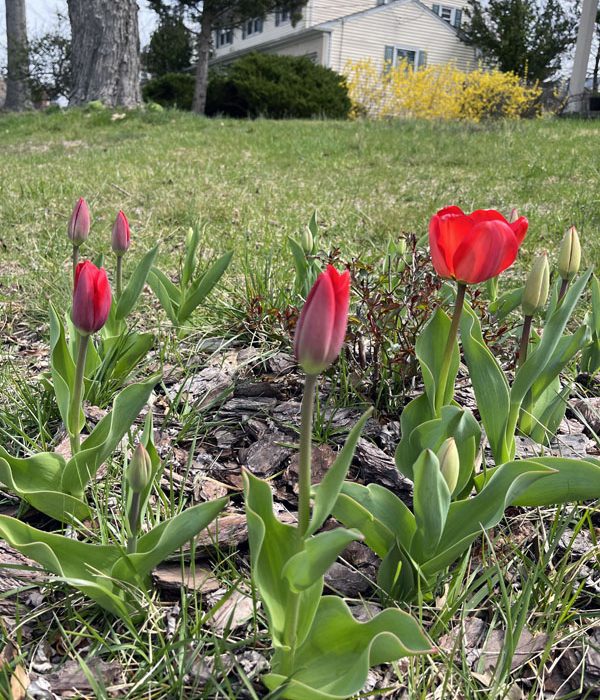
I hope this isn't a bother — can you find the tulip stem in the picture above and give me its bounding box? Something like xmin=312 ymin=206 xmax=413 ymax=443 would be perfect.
xmin=72 ymin=245 xmax=79 ymax=287
xmin=517 ymin=315 xmax=533 ymax=367
xmin=435 ymin=283 xmax=467 ymax=416
xmin=558 ymin=278 xmax=569 ymax=303
xmin=68 ymin=333 xmax=90 ymax=456
xmin=127 ymin=492 xmax=141 ymax=554
xmin=116 ymin=256 xmax=123 ymax=300
xmin=298 ymin=373 xmax=318 ymax=538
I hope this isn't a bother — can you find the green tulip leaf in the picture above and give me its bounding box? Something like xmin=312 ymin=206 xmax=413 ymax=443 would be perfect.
xmin=113 ymin=497 xmax=228 ymax=581
xmin=49 ymin=305 xmax=76 ymax=430
xmin=0 ymin=449 xmax=90 ymax=522
xmin=115 ymin=245 xmax=159 ymax=321
xmin=411 ymin=449 xmax=451 ymax=560
xmin=308 ymin=407 xmax=373 ymax=537
xmin=460 ymin=303 xmax=511 ymax=463
xmin=395 ymin=393 xmax=434 ymax=480
xmin=489 ymin=286 xmax=524 ymax=321
xmin=264 ymin=596 xmax=433 ymax=700
xmin=111 ymin=332 xmax=155 ymax=381
xmin=147 ymin=268 xmax=180 ymax=325
xmin=377 ymin=542 xmax=420 ymax=602
xmin=288 ymin=236 xmax=309 ymax=292
xmin=182 ymin=226 xmax=201 ymax=288
xmin=244 ymin=470 xmax=321 ymax=650
xmin=282 ymin=528 xmax=361 ymax=593
xmin=334 ymin=482 xmax=416 ymax=557
xmin=416 ymin=307 xmax=459 ymax=414
xmin=523 ymin=380 xmax=570 ymax=445
xmin=62 ymin=375 xmax=160 ymax=495
xmin=421 ymin=460 xmax=554 ymax=577
xmin=178 ymin=251 xmax=233 ymax=324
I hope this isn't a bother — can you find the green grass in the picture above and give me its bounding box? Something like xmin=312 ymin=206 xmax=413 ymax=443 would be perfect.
xmin=0 ymin=109 xmax=599 ymax=699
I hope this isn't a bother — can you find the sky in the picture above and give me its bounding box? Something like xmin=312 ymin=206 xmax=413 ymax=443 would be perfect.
xmin=0 ymin=0 xmax=158 ymax=57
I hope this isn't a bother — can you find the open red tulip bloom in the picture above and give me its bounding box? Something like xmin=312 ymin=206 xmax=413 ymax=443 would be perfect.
xmin=429 ymin=206 xmax=528 ymax=284
xmin=72 ymin=261 xmax=112 ymax=334
xmin=294 ymin=264 xmax=350 ymax=375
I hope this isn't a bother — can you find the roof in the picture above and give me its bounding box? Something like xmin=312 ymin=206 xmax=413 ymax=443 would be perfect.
xmin=317 ymin=0 xmax=462 ymax=38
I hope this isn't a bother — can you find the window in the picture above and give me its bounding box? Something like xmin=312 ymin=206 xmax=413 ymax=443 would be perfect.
xmin=384 ymin=45 xmax=427 ymax=71
xmin=275 ymin=6 xmax=291 ymax=26
xmin=215 ymin=28 xmax=233 ymax=48
xmin=242 ymin=17 xmax=263 ymax=38
xmin=432 ymin=4 xmax=462 ymax=29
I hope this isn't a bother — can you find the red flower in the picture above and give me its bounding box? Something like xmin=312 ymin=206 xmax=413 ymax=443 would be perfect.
xmin=294 ymin=265 xmax=350 ymax=375
xmin=429 ymin=206 xmax=528 ymax=284
xmin=112 ymin=210 xmax=131 ymax=254
xmin=72 ymin=261 xmax=112 ymax=334
xmin=67 ymin=198 xmax=91 ymax=245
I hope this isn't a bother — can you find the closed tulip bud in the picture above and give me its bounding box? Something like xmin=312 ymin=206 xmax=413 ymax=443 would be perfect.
xmin=522 ymin=253 xmax=550 ymax=317
xmin=186 ymin=227 xmax=194 ymax=247
xmin=112 ymin=210 xmax=131 ymax=255
xmin=294 ymin=265 xmax=350 ymax=375
xmin=558 ymin=226 xmax=581 ymax=281
xmin=126 ymin=443 xmax=152 ymax=494
xmin=437 ymin=437 xmax=460 ymax=494
xmin=508 ymin=208 xmax=519 ymax=224
xmin=300 ymin=227 xmax=314 ymax=254
xmin=68 ymin=198 xmax=91 ymax=246
xmin=72 ymin=261 xmax=112 ymax=335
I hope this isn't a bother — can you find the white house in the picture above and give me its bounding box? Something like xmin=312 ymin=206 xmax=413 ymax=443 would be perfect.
xmin=211 ymin=0 xmax=476 ymax=73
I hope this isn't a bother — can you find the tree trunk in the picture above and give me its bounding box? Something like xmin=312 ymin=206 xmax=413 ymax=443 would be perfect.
xmin=67 ymin=0 xmax=141 ymax=107
xmin=192 ymin=12 xmax=213 ymax=114
xmin=594 ymin=36 xmax=600 ymax=92
xmin=4 ymin=0 xmax=32 ymax=111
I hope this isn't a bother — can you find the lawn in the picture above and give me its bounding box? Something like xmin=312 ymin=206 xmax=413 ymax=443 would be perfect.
xmin=0 ymin=109 xmax=598 ymax=699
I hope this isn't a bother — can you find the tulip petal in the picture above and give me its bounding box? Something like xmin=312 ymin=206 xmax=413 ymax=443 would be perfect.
xmin=325 ymin=266 xmax=350 ymax=365
xmin=429 ymin=216 xmax=454 ymax=279
xmin=509 ymin=216 xmax=528 ymax=245
xmin=452 ymin=221 xmax=519 ymax=284
xmin=432 ymin=211 xmax=474 ymax=279
xmin=294 ymin=272 xmax=335 ymax=373
xmin=72 ymin=264 xmax=96 ymax=333
xmin=468 ymin=209 xmax=508 ymax=225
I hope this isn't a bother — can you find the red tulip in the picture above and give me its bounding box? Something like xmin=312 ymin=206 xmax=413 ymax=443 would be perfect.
xmin=294 ymin=265 xmax=350 ymax=375
xmin=429 ymin=206 xmax=528 ymax=284
xmin=72 ymin=261 xmax=112 ymax=334
xmin=112 ymin=210 xmax=131 ymax=255
xmin=67 ymin=198 xmax=91 ymax=245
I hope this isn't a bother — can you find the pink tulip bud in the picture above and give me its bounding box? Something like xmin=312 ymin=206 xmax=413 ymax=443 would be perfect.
xmin=294 ymin=265 xmax=350 ymax=375
xmin=67 ymin=198 xmax=91 ymax=246
xmin=112 ymin=210 xmax=131 ymax=255
xmin=72 ymin=261 xmax=112 ymax=335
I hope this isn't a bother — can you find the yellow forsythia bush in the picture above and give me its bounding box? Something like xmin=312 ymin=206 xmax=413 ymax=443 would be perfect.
xmin=345 ymin=59 xmax=541 ymax=122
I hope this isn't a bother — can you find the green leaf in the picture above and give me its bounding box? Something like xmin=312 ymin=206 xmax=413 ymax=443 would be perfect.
xmin=147 ymin=268 xmax=180 ymax=325
xmin=62 ymin=375 xmax=159 ymax=495
xmin=111 ymin=332 xmax=155 ymax=381
xmin=504 ymin=456 xmax=600 ymax=506
xmin=288 ymin=236 xmax=308 ymax=293
xmin=524 ymin=380 xmax=569 ymax=445
xmin=49 ymin=305 xmax=75 ymax=429
xmin=333 ymin=482 xmax=415 ymax=557
xmin=283 ymin=528 xmax=361 ymax=592
xmin=489 ymin=286 xmax=523 ymax=321
xmin=177 ymin=251 xmax=233 ymax=324
xmin=416 ymin=307 xmax=459 ymax=413
xmin=244 ymin=470 xmax=321 ymax=650
xmin=115 ymin=245 xmax=159 ymax=321
xmin=113 ymin=498 xmax=228 ymax=581
xmin=395 ymin=393 xmax=434 ymax=480
xmin=264 ymin=596 xmax=432 ymax=700
xmin=308 ymin=408 xmax=373 ymax=536
xmin=421 ymin=460 xmax=554 ymax=577
xmin=182 ymin=226 xmax=201 ymax=287
xmin=410 ymin=450 xmax=450 ymax=559
xmin=460 ymin=303 xmax=511 ymax=463
xmin=0 ymin=449 xmax=90 ymax=522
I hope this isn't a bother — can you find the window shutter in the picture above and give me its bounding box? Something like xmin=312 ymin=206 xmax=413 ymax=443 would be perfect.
xmin=453 ymin=8 xmax=462 ymax=28
xmin=242 ymin=25 xmax=246 ymax=38
xmin=275 ymin=10 xmax=280 ymax=26
xmin=384 ymin=45 xmax=394 ymax=72
xmin=417 ymin=50 xmax=427 ymax=69
xmin=432 ymin=4 xmax=440 ymax=15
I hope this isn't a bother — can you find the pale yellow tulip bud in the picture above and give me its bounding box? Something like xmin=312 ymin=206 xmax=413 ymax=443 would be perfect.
xmin=508 ymin=208 xmax=519 ymax=223
xmin=522 ymin=253 xmax=550 ymax=317
xmin=437 ymin=437 xmax=460 ymax=494
xmin=301 ymin=227 xmax=314 ymax=254
xmin=558 ymin=226 xmax=581 ymax=281
xmin=126 ymin=443 xmax=152 ymax=494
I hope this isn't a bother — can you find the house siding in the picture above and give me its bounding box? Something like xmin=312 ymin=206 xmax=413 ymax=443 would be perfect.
xmin=309 ymin=0 xmax=377 ymax=25
xmin=261 ymin=33 xmax=327 ymax=63
xmin=327 ymin=2 xmax=476 ymax=74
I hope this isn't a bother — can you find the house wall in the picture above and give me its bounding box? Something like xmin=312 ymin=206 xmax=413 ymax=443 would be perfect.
xmin=327 ymin=1 xmax=476 ymax=74
xmin=262 ymin=33 xmax=327 ymax=63
xmin=309 ymin=0 xmax=377 ymax=25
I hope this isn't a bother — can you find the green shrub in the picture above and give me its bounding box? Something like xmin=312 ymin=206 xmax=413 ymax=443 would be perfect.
xmin=206 ymin=53 xmax=351 ymax=119
xmin=142 ymin=73 xmax=195 ymax=111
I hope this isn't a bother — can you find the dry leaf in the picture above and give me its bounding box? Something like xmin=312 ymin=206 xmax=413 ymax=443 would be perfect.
xmin=209 ymin=590 xmax=255 ymax=633
xmin=153 ymin=563 xmax=219 ymax=593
